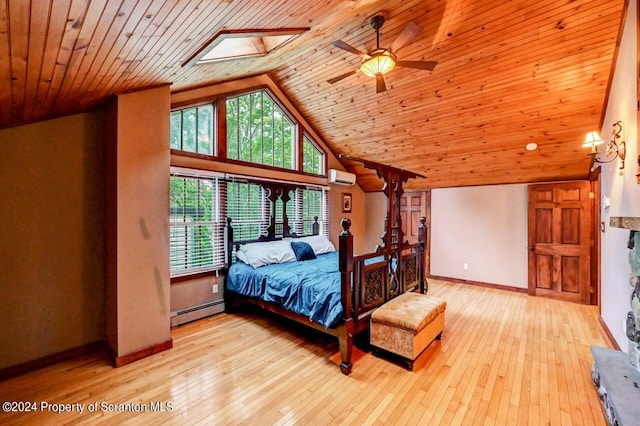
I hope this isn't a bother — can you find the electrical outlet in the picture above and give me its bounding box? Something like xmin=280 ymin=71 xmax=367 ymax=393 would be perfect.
xmin=463 ymin=263 xmax=468 ymax=270
xmin=212 ymin=284 xmax=219 ymax=294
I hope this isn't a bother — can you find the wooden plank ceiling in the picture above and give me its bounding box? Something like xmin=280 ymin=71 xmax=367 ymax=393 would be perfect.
xmin=0 ymin=0 xmax=627 ymax=190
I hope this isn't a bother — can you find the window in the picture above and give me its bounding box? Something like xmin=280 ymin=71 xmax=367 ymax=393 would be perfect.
xmin=170 ymin=86 xmax=332 ymax=278
xmin=291 ymin=188 xmax=328 ymax=235
xmin=170 ymin=104 xmax=214 ymax=156
xmin=302 ymin=134 xmax=325 ymax=175
xmin=171 ymin=88 xmax=327 ymax=174
xmin=225 ymin=182 xmax=328 ymax=239
xmin=170 ymin=172 xmax=329 ymax=277
xmin=169 ymin=175 xmax=224 ymax=276
xmin=226 ymin=90 xmax=295 ymax=169
xmin=225 ymin=181 xmax=270 ymax=241
xmin=185 ymin=29 xmax=308 ymax=66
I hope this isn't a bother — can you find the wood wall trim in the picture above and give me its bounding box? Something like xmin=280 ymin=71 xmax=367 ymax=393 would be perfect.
xmin=171 ymin=83 xmax=269 ymax=110
xmin=598 ymin=316 xmax=621 ymax=350
xmin=0 ymin=338 xmax=176 ymax=381
xmin=0 ymin=341 xmax=106 ymax=382
xmin=107 ymin=339 xmax=173 ymax=368
xmin=590 ymin=171 xmax=602 ymax=308
xmin=428 ymin=275 xmax=528 ymax=294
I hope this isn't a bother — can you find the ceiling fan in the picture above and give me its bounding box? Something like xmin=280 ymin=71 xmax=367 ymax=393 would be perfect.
xmin=327 ymin=15 xmax=438 ymax=93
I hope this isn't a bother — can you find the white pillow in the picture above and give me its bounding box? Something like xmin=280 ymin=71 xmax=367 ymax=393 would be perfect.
xmin=238 ymin=240 xmax=296 ymax=268
xmin=234 ymin=250 xmax=250 ymax=264
xmin=287 ymin=235 xmax=335 ymax=255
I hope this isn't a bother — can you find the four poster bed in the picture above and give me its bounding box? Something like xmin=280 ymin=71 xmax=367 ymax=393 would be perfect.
xmin=224 ymin=156 xmax=428 ymax=374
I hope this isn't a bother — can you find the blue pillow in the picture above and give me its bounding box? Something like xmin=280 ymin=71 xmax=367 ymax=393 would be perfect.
xmin=290 ymin=241 xmax=316 ymax=261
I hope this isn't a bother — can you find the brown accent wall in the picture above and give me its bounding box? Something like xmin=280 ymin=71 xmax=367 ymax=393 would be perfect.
xmin=0 ymin=112 xmax=106 ymax=369
xmin=104 ymin=85 xmax=172 ymax=358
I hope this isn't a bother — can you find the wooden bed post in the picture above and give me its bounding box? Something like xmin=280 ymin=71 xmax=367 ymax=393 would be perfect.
xmin=338 ymin=218 xmax=354 ymax=375
xmin=225 ymin=217 xmax=234 ymax=269
xmin=224 ymin=216 xmax=235 ymax=313
xmin=337 ymin=154 xmax=425 ymax=252
xmin=339 ymin=218 xmax=354 ymax=318
xmin=418 ymin=216 xmax=428 ymax=294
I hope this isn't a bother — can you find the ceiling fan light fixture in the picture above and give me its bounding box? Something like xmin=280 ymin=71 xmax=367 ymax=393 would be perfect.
xmin=327 ymin=16 xmax=436 ymax=91
xmin=359 ymin=51 xmax=397 ymax=77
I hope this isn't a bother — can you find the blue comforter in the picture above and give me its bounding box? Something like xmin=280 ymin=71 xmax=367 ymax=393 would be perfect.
xmin=226 ymin=252 xmax=343 ymax=329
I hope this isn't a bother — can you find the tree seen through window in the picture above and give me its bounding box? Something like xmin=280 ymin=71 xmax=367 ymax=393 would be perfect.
xmin=226 ymin=91 xmax=295 ymax=169
xmin=302 ymin=134 xmax=325 ymax=175
xmin=170 ymin=104 xmax=214 ymax=156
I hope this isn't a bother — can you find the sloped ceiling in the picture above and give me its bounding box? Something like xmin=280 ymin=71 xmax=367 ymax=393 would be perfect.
xmin=0 ymin=0 xmax=627 ymax=190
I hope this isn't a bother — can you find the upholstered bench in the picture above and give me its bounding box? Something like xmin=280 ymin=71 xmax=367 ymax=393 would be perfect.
xmin=370 ymin=292 xmax=446 ymax=371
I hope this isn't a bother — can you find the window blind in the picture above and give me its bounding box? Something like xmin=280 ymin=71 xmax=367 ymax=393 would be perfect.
xmin=290 ymin=187 xmax=329 ymax=236
xmin=169 ymin=174 xmax=224 ymax=277
xmin=169 ymin=172 xmax=330 ymax=278
xmin=224 ymin=180 xmax=270 ymax=241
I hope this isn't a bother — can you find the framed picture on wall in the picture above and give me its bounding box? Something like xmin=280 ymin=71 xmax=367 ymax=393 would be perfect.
xmin=342 ymin=193 xmax=352 ymax=213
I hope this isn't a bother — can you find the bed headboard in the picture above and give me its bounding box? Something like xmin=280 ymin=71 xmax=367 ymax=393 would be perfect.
xmin=224 ymin=178 xmax=321 ymax=268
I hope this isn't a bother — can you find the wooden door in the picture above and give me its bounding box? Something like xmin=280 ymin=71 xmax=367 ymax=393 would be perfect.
xmin=528 ymin=182 xmax=592 ymax=304
xmin=400 ymin=191 xmax=427 ymax=244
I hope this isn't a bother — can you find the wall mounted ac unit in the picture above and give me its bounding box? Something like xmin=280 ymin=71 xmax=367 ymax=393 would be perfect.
xmin=328 ymin=169 xmax=356 ymax=186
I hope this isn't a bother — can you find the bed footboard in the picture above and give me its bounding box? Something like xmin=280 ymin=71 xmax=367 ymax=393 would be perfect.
xmin=222 ymin=164 xmax=427 ymax=375
xmin=338 ymin=216 xmax=427 ymax=340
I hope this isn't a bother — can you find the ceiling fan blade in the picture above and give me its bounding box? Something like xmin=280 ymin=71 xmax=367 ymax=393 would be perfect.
xmin=332 ymin=40 xmax=369 ymax=58
xmin=390 ymin=22 xmax=422 ymax=53
xmin=327 ymin=70 xmax=357 ymax=84
xmin=376 ymin=73 xmax=387 ymax=93
xmin=396 ymin=60 xmax=438 ymax=71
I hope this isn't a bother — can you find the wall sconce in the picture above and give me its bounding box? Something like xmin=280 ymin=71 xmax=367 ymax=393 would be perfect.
xmin=582 ymin=120 xmax=626 ymax=171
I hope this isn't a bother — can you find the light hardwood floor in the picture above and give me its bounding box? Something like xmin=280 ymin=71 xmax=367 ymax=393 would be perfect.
xmin=0 ymin=280 xmax=612 ymax=425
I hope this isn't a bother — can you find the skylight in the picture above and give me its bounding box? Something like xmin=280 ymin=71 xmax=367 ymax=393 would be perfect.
xmin=184 ymin=29 xmax=308 ymax=66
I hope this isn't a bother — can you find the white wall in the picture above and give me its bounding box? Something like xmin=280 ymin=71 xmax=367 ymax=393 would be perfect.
xmin=430 ymin=184 xmax=529 ymax=288
xmin=599 ymin=0 xmax=638 ymax=348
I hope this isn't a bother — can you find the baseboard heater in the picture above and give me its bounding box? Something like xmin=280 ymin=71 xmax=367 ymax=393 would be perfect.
xmin=170 ymin=299 xmax=225 ymax=327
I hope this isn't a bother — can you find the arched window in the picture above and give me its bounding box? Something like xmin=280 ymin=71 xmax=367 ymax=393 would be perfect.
xmin=226 ymin=90 xmax=296 ymax=170
xmin=302 ymin=133 xmax=325 ymax=175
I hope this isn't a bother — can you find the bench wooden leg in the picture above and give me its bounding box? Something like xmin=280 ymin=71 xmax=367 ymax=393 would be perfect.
xmin=436 ymin=331 xmax=442 ymax=340
xmin=405 ymin=358 xmax=414 ymax=372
